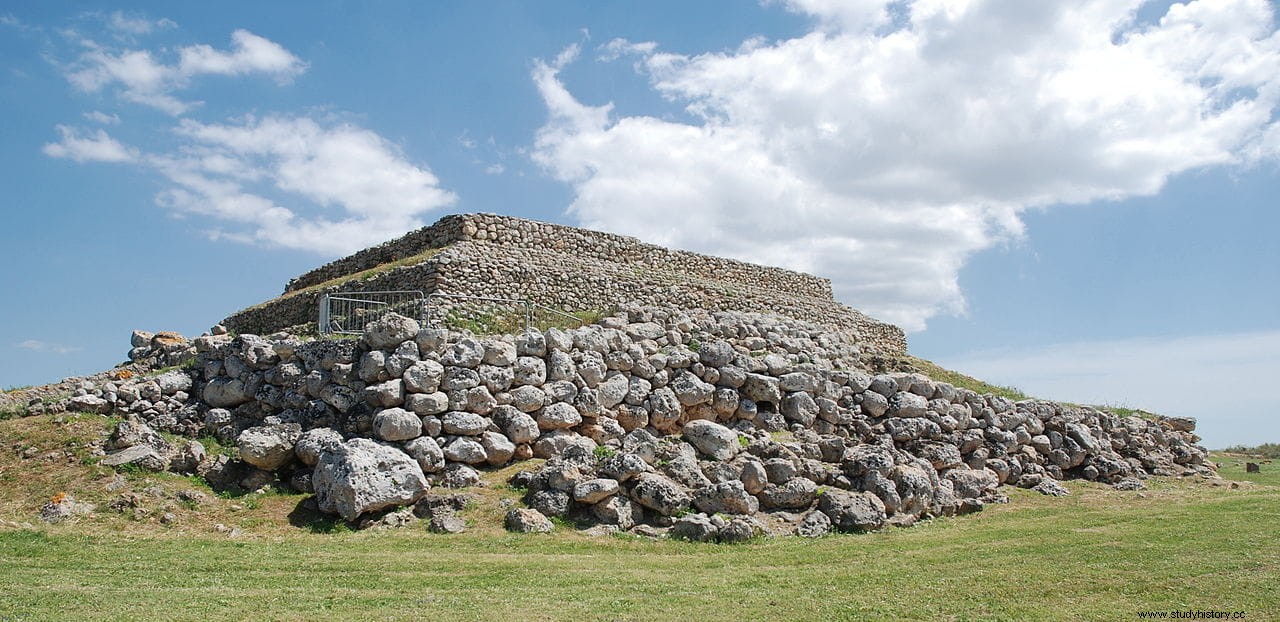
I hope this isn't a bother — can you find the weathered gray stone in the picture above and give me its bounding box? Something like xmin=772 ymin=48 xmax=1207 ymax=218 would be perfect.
xmin=818 ymin=490 xmax=886 ymax=532
xmin=860 ymin=390 xmax=889 ymax=417
xmin=782 ymin=392 xmax=819 ymax=426
xmin=442 ymin=338 xmax=485 ymax=368
xmin=102 ymin=444 xmax=168 ymax=472
xmin=742 ymin=374 xmax=782 ymax=405
xmin=592 ymin=495 xmax=641 ymax=530
xmin=404 ymin=436 xmax=445 ymax=473
xmin=363 ymin=313 xmax=420 ymax=350
xmin=202 ymin=377 xmax=252 ymax=408
xmin=528 ymin=489 xmax=571 ymax=517
xmin=313 ymin=438 xmax=429 ymax=522
xmin=405 ymin=391 xmax=449 ymax=416
xmin=373 ymin=407 xmax=422 ymax=441
xmin=504 ymin=507 xmax=554 ymax=533
xmin=509 ymin=385 xmax=547 ymax=413
xmin=154 ymin=370 xmax=193 ymax=395
xmin=482 ymin=340 xmax=518 ymax=366
xmin=629 ymin=473 xmax=692 ymax=517
xmin=532 ymin=429 xmax=597 ymax=458
xmin=682 ymin=419 xmax=739 ymax=461
xmin=739 ymin=460 xmax=768 ymax=495
xmin=598 ymin=452 xmax=652 ymax=482
xmin=796 ymin=510 xmax=832 ymax=537
xmin=537 ymin=402 xmax=582 ymax=431
xmin=358 ymin=350 xmax=390 ymax=383
xmin=693 ymin=480 xmax=759 ymax=515
xmin=698 ymin=340 xmax=736 ymax=367
xmin=429 ymin=514 xmax=468 ymax=534
xmin=670 ymin=370 xmax=715 ymax=406
xmin=513 ymin=356 xmax=547 ymax=386
xmin=443 ymin=437 xmax=488 ymax=464
xmin=573 ymin=478 xmax=621 ymax=504
xmin=758 ymin=478 xmax=819 ymax=510
xmin=293 ymin=427 xmax=343 ymax=465
xmin=481 ymin=431 xmax=516 ymax=466
xmin=402 ymin=360 xmax=445 ymax=393
xmin=1033 ymin=478 xmax=1070 ymax=496
xmin=441 ymin=411 xmax=488 ymax=436
xmin=670 ymin=513 xmax=719 ymax=542
xmin=889 ymin=392 xmax=929 ymax=418
xmin=238 ymin=423 xmax=301 ymax=470
xmin=945 ymin=468 xmax=1000 ymax=499
xmin=365 ymin=379 xmax=405 ymax=408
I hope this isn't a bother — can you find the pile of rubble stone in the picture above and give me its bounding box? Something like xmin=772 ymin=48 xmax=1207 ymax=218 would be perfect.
xmin=61 ymin=307 xmax=1211 ymax=538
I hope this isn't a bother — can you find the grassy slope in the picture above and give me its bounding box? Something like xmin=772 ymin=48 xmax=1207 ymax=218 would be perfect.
xmin=1 ymin=414 xmax=1278 ymax=621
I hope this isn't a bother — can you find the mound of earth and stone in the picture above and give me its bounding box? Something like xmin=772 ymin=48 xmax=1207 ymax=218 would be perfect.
xmin=22 ymin=305 xmax=1212 ymax=539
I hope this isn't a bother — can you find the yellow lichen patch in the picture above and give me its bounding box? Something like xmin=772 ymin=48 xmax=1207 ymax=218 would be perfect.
xmin=152 ymin=332 xmax=187 ymax=347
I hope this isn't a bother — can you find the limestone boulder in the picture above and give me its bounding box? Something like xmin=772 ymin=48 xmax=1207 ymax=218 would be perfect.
xmin=373 ymin=407 xmax=422 ymax=442
xmin=682 ymin=420 xmax=739 ymax=461
xmin=238 ymin=423 xmax=302 ymax=471
xmin=364 ymin=313 xmax=421 ymax=351
xmin=818 ymin=490 xmax=886 ymax=532
xmin=313 ymin=438 xmax=429 ymax=522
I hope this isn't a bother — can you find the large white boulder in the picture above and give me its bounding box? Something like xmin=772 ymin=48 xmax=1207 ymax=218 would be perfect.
xmin=313 ymin=438 xmax=429 ymax=522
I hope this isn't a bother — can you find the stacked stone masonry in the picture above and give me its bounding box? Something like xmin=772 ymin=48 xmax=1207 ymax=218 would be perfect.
xmin=224 ymin=214 xmax=907 ymax=361
xmin=77 ymin=309 xmax=1213 ymax=537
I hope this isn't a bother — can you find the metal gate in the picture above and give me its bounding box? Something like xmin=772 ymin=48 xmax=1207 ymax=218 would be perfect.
xmin=318 ymin=291 xmax=426 ymax=335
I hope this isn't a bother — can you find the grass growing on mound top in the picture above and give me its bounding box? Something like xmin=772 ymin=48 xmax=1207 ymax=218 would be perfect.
xmin=443 ymin=308 xmax=608 ymax=336
xmin=904 ymin=356 xmax=1030 ymax=401
xmin=236 ymin=247 xmax=447 ymax=317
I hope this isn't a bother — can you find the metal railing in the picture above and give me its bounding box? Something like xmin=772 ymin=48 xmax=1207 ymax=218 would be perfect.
xmin=318 ymin=290 xmax=588 ymax=337
xmin=318 ymin=290 xmax=426 ymax=335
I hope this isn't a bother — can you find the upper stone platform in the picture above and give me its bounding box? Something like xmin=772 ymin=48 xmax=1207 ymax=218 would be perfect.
xmin=222 ymin=213 xmax=907 ymax=364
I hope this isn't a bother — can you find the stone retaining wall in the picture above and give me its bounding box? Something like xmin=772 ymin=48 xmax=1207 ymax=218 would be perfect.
xmin=88 ymin=309 xmax=1213 ymax=536
xmin=287 ymin=214 xmax=834 ymax=300
xmin=224 ymin=223 xmax=908 ymax=362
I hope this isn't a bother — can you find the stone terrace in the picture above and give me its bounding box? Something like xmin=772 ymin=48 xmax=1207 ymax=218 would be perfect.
xmin=222 ymin=214 xmax=907 ymax=363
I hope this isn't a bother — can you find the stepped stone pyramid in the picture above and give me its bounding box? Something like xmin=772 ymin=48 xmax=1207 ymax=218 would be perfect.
xmin=222 ymin=213 xmax=906 ymax=363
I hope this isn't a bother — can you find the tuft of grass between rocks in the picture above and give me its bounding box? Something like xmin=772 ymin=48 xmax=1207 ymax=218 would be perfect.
xmin=904 ymin=356 xmax=1030 ymax=402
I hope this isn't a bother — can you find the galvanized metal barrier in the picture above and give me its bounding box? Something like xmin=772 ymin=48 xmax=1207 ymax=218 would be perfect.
xmin=319 ymin=290 xmax=586 ymax=336
xmin=318 ymin=290 xmax=426 ymax=335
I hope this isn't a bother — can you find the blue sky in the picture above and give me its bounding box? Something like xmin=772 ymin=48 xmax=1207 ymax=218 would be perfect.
xmin=2 ymin=1 xmax=1277 ymax=448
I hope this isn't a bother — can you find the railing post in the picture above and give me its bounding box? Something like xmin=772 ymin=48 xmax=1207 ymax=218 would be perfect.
xmin=318 ymin=294 xmax=330 ymax=335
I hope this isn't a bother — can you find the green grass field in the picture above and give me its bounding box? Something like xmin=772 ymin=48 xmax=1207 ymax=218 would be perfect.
xmin=0 ymin=415 xmax=1277 ymax=621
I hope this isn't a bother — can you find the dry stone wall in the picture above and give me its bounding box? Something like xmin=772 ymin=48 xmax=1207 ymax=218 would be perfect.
xmin=287 ymin=214 xmax=833 ymax=299
xmin=223 ymin=214 xmax=908 ymax=362
xmin=85 ymin=309 xmax=1213 ymax=537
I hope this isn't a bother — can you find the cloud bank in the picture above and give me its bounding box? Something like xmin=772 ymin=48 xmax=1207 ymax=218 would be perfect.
xmin=64 ymin=27 xmax=305 ymax=115
xmin=44 ymin=15 xmax=454 ymax=255
xmin=533 ymin=0 xmax=1280 ymax=331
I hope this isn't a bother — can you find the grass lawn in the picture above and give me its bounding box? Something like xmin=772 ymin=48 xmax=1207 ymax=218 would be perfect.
xmin=0 ymin=415 xmax=1276 ymax=621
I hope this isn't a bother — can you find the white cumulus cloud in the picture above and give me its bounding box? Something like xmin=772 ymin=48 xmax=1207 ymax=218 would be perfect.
xmin=150 ymin=115 xmax=457 ymax=254
xmin=64 ymin=27 xmax=306 ymax=114
xmin=42 ymin=125 xmax=137 ymax=162
xmin=532 ymin=0 xmax=1280 ymax=331
xmin=45 ymin=19 xmax=450 ymax=256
